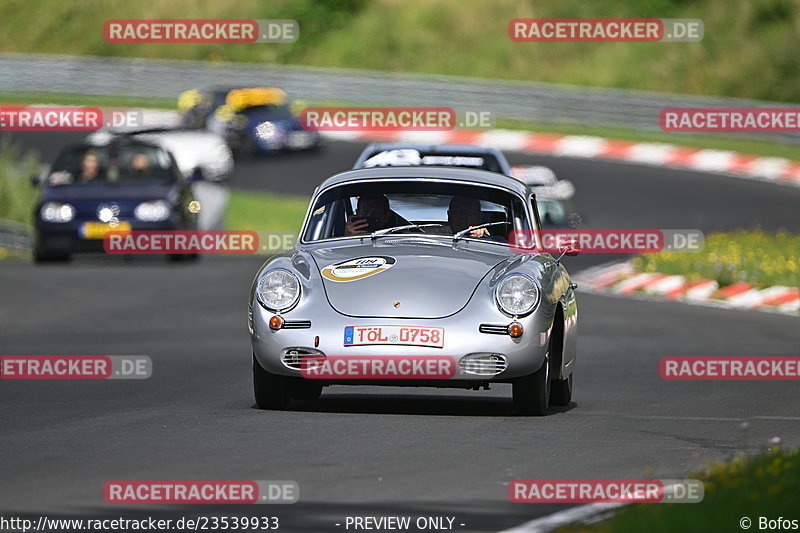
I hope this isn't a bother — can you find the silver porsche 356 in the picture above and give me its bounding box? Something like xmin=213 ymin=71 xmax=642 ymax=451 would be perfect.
xmin=248 ymin=166 xmax=579 ymax=415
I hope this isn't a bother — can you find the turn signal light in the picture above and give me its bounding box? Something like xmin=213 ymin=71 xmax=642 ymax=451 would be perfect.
xmin=508 ymin=322 xmax=524 ymax=338
xmin=269 ymin=315 xmax=284 ymax=330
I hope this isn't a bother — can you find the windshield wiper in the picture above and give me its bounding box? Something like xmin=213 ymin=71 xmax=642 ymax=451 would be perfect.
xmin=370 ymin=223 xmax=445 ymax=239
xmin=452 ymin=221 xmax=507 ymax=242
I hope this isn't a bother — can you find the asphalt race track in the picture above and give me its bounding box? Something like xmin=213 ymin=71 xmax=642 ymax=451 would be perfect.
xmin=1 ymin=131 xmax=799 ymax=531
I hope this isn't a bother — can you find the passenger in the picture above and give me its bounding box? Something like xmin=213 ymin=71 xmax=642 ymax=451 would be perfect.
xmin=129 ymin=153 xmax=151 ymax=176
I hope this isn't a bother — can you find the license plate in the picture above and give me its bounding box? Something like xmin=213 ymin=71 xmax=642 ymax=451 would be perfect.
xmin=79 ymin=221 xmax=132 ymax=240
xmin=344 ymin=325 xmax=444 ymax=348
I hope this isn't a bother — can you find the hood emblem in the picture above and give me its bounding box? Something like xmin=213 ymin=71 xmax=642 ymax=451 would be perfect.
xmin=321 ymin=256 xmax=396 ymax=282
xmin=393 ymin=301 xmax=401 ymax=308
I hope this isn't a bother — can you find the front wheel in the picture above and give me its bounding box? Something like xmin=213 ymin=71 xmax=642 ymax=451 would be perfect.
xmin=512 ymin=352 xmax=551 ymax=416
xmin=253 ymin=354 xmax=292 ymax=410
xmin=33 ymin=246 xmax=70 ymax=263
xmin=550 ymin=373 xmax=573 ymax=406
xmin=292 ymin=381 xmax=323 ymax=401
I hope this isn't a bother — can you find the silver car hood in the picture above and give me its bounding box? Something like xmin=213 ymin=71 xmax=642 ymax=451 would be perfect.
xmin=308 ymin=240 xmax=507 ymax=318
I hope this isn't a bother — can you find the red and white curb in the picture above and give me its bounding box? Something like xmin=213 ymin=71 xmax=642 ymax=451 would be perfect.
xmin=13 ymin=107 xmax=800 ymax=188
xmin=322 ymin=129 xmax=800 ymax=188
xmin=574 ymin=260 xmax=799 ymax=315
xmin=115 ymin=109 xmax=800 ymax=188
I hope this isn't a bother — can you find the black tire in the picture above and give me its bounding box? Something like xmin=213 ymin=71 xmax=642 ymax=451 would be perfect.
xmin=167 ymin=253 xmax=199 ymax=263
xmin=291 ymin=381 xmax=323 ymax=401
xmin=513 ymin=351 xmax=551 ymax=416
xmin=549 ymin=373 xmax=573 ymax=406
xmin=33 ymin=247 xmax=70 ymax=263
xmin=253 ymin=354 xmax=292 ymax=410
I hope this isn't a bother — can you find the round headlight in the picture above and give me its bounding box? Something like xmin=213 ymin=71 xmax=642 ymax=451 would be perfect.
xmin=495 ymin=274 xmax=540 ymax=316
xmin=40 ymin=202 xmax=75 ymax=223
xmin=134 ymin=200 xmax=171 ymax=222
xmin=256 ymin=269 xmax=301 ymax=312
xmin=255 ymin=121 xmax=277 ymax=141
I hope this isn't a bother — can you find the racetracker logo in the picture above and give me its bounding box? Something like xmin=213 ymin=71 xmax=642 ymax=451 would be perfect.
xmin=508 ymin=230 xmax=704 ymax=253
xmin=300 ymin=356 xmax=456 ymax=380
xmin=509 ymin=479 xmax=704 ymax=503
xmin=104 ymin=19 xmax=298 ymax=43
xmin=300 ymin=107 xmax=457 ymax=132
xmin=661 ymin=108 xmax=800 ymax=132
xmin=509 ymin=18 xmax=703 ymax=42
xmin=103 ymin=231 xmax=259 ymax=255
xmin=660 ymin=357 xmax=800 ymax=380
xmin=0 ymin=356 xmax=151 ymax=379
xmin=104 ymin=480 xmax=298 ymax=504
xmin=0 ymin=107 xmax=142 ymax=131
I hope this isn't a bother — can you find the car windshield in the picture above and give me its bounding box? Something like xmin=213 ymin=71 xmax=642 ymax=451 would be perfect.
xmin=361 ymin=148 xmax=504 ymax=173
xmin=303 ymin=180 xmax=531 ymax=244
xmin=46 ymin=144 xmax=180 ymax=186
xmin=240 ymin=104 xmax=292 ymax=117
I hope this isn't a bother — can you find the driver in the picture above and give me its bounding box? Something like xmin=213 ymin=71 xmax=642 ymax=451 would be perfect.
xmin=344 ymin=195 xmax=406 ymax=236
xmin=77 ymin=150 xmax=101 ymax=183
xmin=448 ymin=196 xmax=490 ymax=238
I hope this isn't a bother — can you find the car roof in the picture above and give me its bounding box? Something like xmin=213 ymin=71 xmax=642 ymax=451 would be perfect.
xmin=316 ymin=166 xmax=531 ymax=197
xmin=360 ymin=143 xmax=504 ymax=156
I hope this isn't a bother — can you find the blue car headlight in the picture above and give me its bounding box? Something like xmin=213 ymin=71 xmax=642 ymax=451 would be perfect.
xmin=256 ymin=269 xmax=301 ymax=312
xmin=134 ymin=200 xmax=171 ymax=222
xmin=40 ymin=202 xmax=76 ymax=223
xmin=495 ymin=274 xmax=540 ymax=316
xmin=254 ymin=121 xmax=277 ymax=141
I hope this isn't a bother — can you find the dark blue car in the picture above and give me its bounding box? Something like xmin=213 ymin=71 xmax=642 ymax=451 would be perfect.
xmin=189 ymin=87 xmax=321 ymax=156
xmin=209 ymin=103 xmax=321 ymax=156
xmin=33 ymin=140 xmax=198 ymax=262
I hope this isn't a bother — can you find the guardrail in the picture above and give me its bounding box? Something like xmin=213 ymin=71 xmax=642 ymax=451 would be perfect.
xmin=1 ymin=52 xmax=798 ymax=142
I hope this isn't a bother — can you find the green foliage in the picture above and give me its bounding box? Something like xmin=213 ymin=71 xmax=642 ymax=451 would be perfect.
xmin=633 ymin=230 xmax=800 ymax=288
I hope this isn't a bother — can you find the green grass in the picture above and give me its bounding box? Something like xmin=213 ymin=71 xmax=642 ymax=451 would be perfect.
xmin=1 ymin=0 xmax=800 ymax=102
xmin=0 ymin=136 xmax=41 ymax=226
xmin=225 ymin=189 xmax=309 ymax=232
xmin=559 ymin=447 xmax=800 ymax=532
xmin=0 ymin=91 xmax=176 ymax=109
xmin=633 ymin=230 xmax=800 ymax=288
xmin=3 ymin=91 xmax=800 ymax=161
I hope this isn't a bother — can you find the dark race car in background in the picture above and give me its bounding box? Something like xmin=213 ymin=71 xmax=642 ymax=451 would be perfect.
xmin=180 ymin=87 xmax=321 ymax=156
xmin=353 ymin=143 xmax=583 ymax=228
xmin=87 ymin=127 xmax=232 ymax=231
xmin=32 ymin=140 xmax=198 ymax=262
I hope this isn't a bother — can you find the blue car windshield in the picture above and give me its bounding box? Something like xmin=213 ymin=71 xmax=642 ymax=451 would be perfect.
xmin=240 ymin=105 xmax=293 ymax=118
xmin=46 ymin=145 xmax=180 ymax=186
